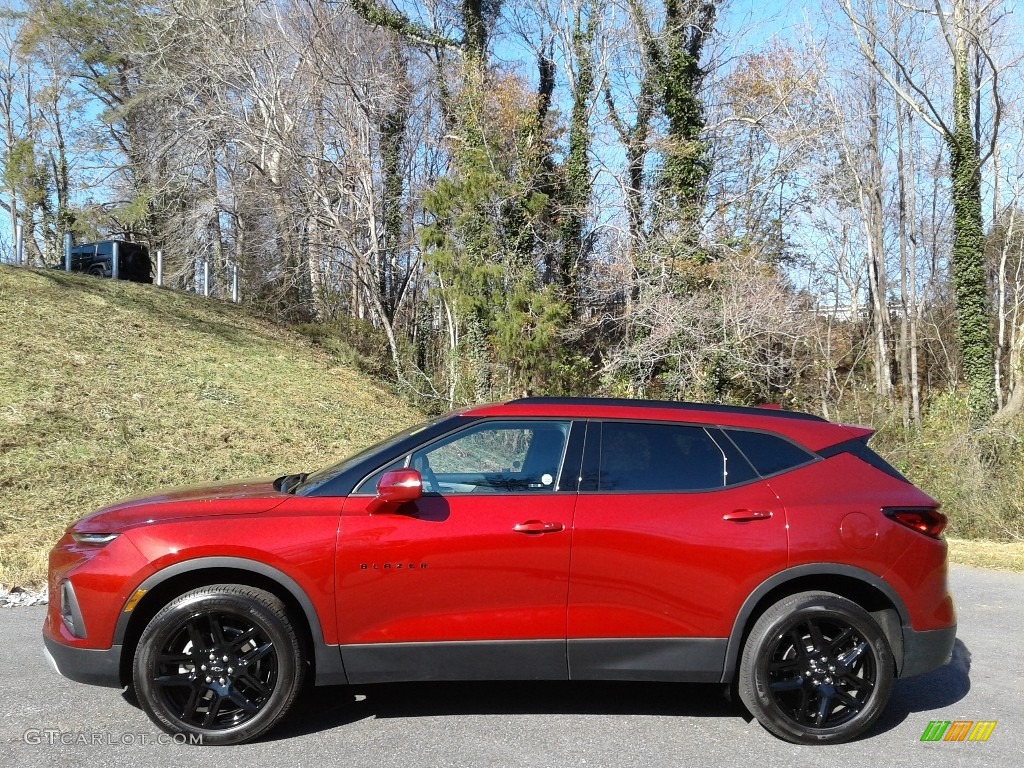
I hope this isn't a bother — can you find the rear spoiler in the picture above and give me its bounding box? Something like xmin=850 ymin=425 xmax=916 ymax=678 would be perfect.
xmin=839 ymin=424 xmax=875 ymax=441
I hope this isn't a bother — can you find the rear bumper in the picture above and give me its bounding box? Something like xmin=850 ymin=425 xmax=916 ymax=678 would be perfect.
xmin=43 ymin=633 xmax=123 ymax=688
xmin=900 ymin=624 xmax=957 ymax=678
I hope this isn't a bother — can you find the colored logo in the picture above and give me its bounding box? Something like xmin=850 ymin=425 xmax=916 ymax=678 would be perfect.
xmin=920 ymin=721 xmax=997 ymax=742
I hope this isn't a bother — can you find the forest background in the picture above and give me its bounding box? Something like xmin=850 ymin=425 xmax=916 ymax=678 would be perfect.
xmin=3 ymin=0 xmax=1024 ymax=542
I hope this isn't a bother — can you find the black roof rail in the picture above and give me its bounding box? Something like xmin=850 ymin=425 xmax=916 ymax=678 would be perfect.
xmin=506 ymin=397 xmax=827 ymax=423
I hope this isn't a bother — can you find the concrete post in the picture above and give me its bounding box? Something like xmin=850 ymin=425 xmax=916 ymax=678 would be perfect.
xmin=231 ymin=264 xmax=239 ymax=303
xmin=14 ymin=220 xmax=23 ymax=266
xmin=111 ymin=241 xmax=120 ymax=280
xmin=156 ymin=250 xmax=163 ymax=287
xmin=203 ymin=259 xmax=210 ymax=297
xmin=64 ymin=233 xmax=72 ymax=272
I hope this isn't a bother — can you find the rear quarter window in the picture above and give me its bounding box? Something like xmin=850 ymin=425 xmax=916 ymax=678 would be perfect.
xmin=724 ymin=429 xmax=816 ymax=477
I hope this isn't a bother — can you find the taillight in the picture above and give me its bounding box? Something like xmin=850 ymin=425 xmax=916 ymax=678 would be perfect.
xmin=883 ymin=507 xmax=947 ymax=538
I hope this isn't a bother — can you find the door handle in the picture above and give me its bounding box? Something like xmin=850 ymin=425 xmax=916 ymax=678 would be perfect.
xmin=513 ymin=520 xmax=564 ymax=534
xmin=722 ymin=509 xmax=773 ymax=522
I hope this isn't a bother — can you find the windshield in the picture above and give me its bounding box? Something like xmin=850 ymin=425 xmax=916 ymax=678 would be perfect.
xmin=293 ymin=415 xmax=446 ymax=495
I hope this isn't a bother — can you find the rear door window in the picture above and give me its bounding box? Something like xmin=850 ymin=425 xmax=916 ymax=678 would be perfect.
xmin=598 ymin=422 xmax=728 ymax=492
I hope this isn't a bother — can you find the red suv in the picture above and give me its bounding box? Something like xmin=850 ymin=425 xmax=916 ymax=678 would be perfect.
xmin=44 ymin=398 xmax=955 ymax=745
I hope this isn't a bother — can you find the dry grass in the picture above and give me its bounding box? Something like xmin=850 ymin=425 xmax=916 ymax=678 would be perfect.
xmin=947 ymin=538 xmax=1024 ymax=572
xmin=0 ymin=266 xmax=422 ymax=587
xmin=3 ymin=266 xmax=1021 ymax=585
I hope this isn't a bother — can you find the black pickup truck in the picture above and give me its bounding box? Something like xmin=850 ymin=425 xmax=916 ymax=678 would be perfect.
xmin=68 ymin=240 xmax=153 ymax=284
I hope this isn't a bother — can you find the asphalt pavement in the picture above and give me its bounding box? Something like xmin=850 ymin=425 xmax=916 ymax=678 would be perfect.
xmin=1 ymin=564 xmax=1020 ymax=767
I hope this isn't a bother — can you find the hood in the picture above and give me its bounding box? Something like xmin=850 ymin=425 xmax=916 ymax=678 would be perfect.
xmin=71 ymin=478 xmax=289 ymax=534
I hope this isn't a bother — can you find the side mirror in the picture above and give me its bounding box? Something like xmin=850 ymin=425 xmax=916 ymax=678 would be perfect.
xmin=366 ymin=468 xmax=423 ymax=514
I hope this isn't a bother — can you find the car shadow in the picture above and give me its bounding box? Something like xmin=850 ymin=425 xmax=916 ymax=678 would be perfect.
xmin=120 ymin=640 xmax=972 ymax=743
xmin=268 ymin=680 xmax=744 ymax=741
xmin=864 ymin=638 xmax=972 ymax=738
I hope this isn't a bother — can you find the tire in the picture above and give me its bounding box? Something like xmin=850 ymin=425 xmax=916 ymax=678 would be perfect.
xmin=87 ymin=265 xmax=105 ymax=277
xmin=738 ymin=591 xmax=894 ymax=745
xmin=133 ymin=584 xmax=305 ymax=746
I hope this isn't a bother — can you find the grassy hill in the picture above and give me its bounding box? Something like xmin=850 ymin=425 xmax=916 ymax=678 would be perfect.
xmin=0 ymin=266 xmax=422 ymax=587
xmin=2 ymin=266 xmax=1022 ymax=586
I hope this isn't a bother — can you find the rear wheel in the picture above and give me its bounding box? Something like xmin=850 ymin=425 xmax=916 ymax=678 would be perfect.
xmin=133 ymin=584 xmax=305 ymax=745
xmin=738 ymin=591 xmax=894 ymax=744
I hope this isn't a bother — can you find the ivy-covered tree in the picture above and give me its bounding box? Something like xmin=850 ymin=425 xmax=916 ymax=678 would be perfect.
xmin=555 ymin=1 xmax=597 ymax=317
xmin=649 ymin=0 xmax=717 ymax=258
xmin=842 ymin=0 xmax=997 ymax=423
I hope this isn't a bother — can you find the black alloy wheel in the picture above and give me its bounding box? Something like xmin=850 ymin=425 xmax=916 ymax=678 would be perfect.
xmin=738 ymin=591 xmax=895 ymax=744
xmin=133 ymin=585 xmax=305 ymax=745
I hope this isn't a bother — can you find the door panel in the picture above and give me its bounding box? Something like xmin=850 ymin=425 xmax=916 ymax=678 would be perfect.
xmin=335 ymin=418 xmax=580 ymax=683
xmin=567 ymin=482 xmax=787 ymax=641
xmin=337 ymin=493 xmax=576 ymax=645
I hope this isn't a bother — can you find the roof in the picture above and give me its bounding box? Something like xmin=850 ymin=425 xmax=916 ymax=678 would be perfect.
xmin=461 ymin=397 xmax=866 ymax=452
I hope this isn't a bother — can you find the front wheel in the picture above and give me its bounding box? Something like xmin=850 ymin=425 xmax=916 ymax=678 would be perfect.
xmin=133 ymin=584 xmax=305 ymax=745
xmin=738 ymin=591 xmax=894 ymax=744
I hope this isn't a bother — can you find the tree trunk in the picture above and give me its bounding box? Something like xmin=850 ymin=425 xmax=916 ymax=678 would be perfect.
xmin=949 ymin=0 xmax=994 ymax=423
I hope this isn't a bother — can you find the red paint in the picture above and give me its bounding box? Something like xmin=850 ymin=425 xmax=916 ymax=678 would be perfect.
xmin=45 ymin=398 xmax=954 ymax=684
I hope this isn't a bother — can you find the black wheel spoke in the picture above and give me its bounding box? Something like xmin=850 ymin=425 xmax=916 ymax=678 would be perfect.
xmin=209 ymin=614 xmax=228 ymax=648
xmin=833 ymin=688 xmax=864 ymax=711
xmin=787 ymin=629 xmax=809 ymax=658
xmin=157 ymin=652 xmax=194 ymax=666
xmin=838 ymin=670 xmax=874 ymax=692
xmin=185 ymin=618 xmax=206 ymax=653
xmin=154 ymin=672 xmax=196 ymax=687
xmin=794 ymin=688 xmax=810 ymax=723
xmin=768 ymin=657 xmax=801 ymax=674
xmin=814 ymin=691 xmax=833 ymax=727
xmin=839 ymin=641 xmax=868 ymax=667
xmin=243 ymin=641 xmax=275 ymax=664
xmin=228 ymin=626 xmax=259 ymax=652
xmin=806 ymin=620 xmax=827 ymax=653
xmin=238 ymin=672 xmax=273 ymax=698
xmin=769 ymin=675 xmax=804 ymax=693
xmin=228 ymin=688 xmax=260 ymax=715
xmin=180 ymin=686 xmax=203 ymax=722
xmin=828 ymin=626 xmax=855 ymax=652
xmin=202 ymin=696 xmax=223 ymax=728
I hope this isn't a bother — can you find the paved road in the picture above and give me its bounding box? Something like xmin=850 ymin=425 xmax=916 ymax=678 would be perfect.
xmin=1 ymin=565 xmax=1020 ymax=767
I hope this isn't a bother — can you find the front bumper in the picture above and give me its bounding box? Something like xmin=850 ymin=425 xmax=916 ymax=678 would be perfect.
xmin=43 ymin=632 xmax=124 ymax=688
xmin=900 ymin=624 xmax=957 ymax=678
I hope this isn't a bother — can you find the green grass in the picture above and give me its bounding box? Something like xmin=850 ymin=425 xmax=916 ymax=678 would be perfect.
xmin=0 ymin=266 xmax=422 ymax=587
xmin=866 ymin=394 xmax=1024 ymax=544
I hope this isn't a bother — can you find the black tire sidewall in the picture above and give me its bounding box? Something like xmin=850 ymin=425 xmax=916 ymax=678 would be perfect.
xmin=133 ymin=586 xmax=303 ymax=746
xmin=739 ymin=592 xmax=895 ymax=745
